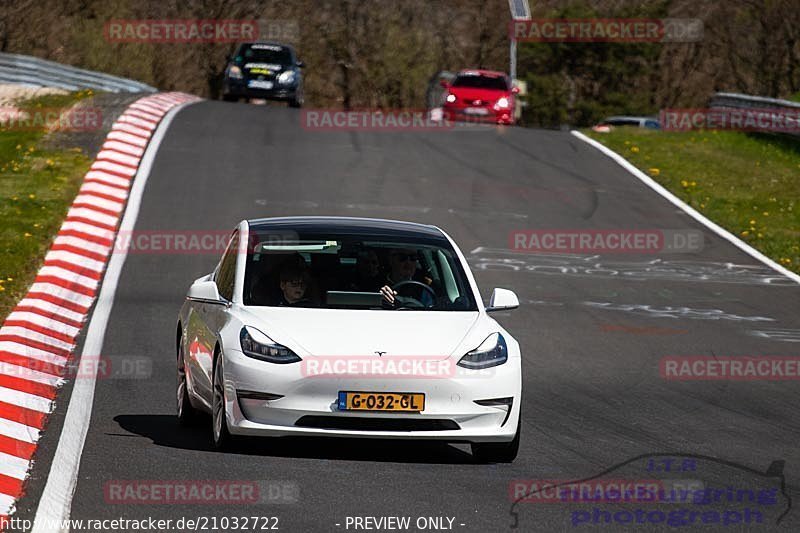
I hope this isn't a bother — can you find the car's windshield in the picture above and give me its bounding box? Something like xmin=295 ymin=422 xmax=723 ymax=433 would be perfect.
xmin=451 ymin=74 xmax=508 ymax=91
xmin=243 ymin=231 xmax=477 ymax=311
xmin=235 ymin=43 xmax=292 ymax=65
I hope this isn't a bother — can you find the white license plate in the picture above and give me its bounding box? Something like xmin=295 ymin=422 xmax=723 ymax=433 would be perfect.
xmin=248 ymin=80 xmax=274 ymax=90
xmin=464 ymin=107 xmax=489 ymax=115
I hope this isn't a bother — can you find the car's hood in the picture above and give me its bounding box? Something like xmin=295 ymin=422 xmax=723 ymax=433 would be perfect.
xmin=447 ymin=87 xmax=508 ymax=102
xmin=238 ymin=308 xmax=481 ymax=360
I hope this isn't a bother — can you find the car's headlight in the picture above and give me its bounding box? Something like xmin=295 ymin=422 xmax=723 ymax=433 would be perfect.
xmin=240 ymin=326 xmax=301 ymax=364
xmin=277 ymin=70 xmax=297 ymax=85
xmin=457 ymin=333 xmax=508 ymax=369
xmin=445 ymin=93 xmax=457 ymax=103
xmin=495 ymin=97 xmax=510 ymax=109
xmin=227 ymin=65 xmax=243 ymax=79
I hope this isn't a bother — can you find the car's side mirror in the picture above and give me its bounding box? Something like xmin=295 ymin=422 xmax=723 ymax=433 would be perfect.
xmin=296 ymin=60 xmax=305 ymax=68
xmin=187 ymin=280 xmax=223 ymax=304
xmin=439 ymin=79 xmax=449 ymax=88
xmin=511 ymin=86 xmax=520 ymax=94
xmin=486 ymin=288 xmax=519 ymax=312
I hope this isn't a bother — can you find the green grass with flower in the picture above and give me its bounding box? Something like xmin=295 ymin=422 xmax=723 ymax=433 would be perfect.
xmin=585 ymin=128 xmax=800 ymax=274
xmin=0 ymin=91 xmax=94 ymax=319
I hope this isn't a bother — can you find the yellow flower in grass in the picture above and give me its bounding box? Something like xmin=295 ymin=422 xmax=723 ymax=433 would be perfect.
xmin=28 ymin=194 xmax=35 ymax=199
xmin=648 ymin=168 xmax=660 ymax=176
xmin=630 ymin=146 xmax=639 ymax=153
xmin=24 ymin=233 xmax=32 ymax=238
xmin=749 ymin=219 xmax=756 ymax=225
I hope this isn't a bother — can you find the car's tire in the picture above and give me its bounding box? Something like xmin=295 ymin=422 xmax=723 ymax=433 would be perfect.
xmin=222 ymin=94 xmax=238 ymax=102
xmin=211 ymin=350 xmax=234 ymax=450
xmin=471 ymin=416 xmax=521 ymax=464
xmin=288 ymin=89 xmax=303 ymax=108
xmin=176 ymin=338 xmax=201 ymax=426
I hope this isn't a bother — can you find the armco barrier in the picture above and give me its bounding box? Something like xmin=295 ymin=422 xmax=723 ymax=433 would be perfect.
xmin=0 ymin=52 xmax=155 ymax=93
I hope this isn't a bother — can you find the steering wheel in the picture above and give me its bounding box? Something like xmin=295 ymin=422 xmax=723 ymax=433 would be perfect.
xmin=391 ymin=280 xmax=436 ymax=308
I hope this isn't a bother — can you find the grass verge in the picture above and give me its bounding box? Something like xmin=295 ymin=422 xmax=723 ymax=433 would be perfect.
xmin=584 ymin=127 xmax=800 ymax=274
xmin=0 ymin=91 xmax=95 ymax=320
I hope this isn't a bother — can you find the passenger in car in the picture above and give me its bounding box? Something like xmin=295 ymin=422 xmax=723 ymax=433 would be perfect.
xmin=278 ymin=265 xmax=315 ymax=307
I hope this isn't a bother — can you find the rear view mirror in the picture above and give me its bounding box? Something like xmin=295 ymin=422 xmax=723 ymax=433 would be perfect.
xmin=439 ymin=79 xmax=449 ymax=88
xmin=187 ymin=280 xmax=222 ymax=303
xmin=486 ymin=288 xmax=519 ymax=312
xmin=511 ymin=86 xmax=520 ymax=94
xmin=296 ymin=60 xmax=305 ymax=68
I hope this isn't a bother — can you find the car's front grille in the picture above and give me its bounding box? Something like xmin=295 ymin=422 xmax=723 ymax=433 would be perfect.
xmin=295 ymin=416 xmax=460 ymax=432
xmin=462 ymin=99 xmax=491 ymax=106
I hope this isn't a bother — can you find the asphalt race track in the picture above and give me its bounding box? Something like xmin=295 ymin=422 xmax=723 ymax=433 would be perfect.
xmin=16 ymin=101 xmax=800 ymax=532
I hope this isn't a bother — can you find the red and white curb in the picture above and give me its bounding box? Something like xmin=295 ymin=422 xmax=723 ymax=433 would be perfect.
xmin=0 ymin=92 xmax=199 ymax=516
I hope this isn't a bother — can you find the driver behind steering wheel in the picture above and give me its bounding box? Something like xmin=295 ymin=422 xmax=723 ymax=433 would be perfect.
xmin=380 ymin=248 xmax=435 ymax=308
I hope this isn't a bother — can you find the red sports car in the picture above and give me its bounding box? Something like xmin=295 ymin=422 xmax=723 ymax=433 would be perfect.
xmin=441 ymin=69 xmax=518 ymax=125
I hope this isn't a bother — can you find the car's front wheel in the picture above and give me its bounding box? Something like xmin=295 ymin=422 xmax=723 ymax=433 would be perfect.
xmin=176 ymin=338 xmax=200 ymax=425
xmin=471 ymin=417 xmax=520 ymax=463
xmin=288 ymin=89 xmax=303 ymax=108
xmin=211 ymin=351 xmax=233 ymax=450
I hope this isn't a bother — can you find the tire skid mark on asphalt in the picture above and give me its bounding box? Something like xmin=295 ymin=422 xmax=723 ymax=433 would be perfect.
xmin=0 ymin=92 xmax=199 ymax=518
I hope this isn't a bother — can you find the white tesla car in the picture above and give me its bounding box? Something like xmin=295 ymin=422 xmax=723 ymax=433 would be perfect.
xmin=176 ymin=217 xmax=522 ymax=462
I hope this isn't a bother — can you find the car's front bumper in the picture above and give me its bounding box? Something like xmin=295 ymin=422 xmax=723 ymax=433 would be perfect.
xmin=223 ymin=80 xmax=298 ymax=100
xmin=443 ymin=105 xmax=514 ymax=125
xmin=221 ymin=349 xmax=521 ymax=442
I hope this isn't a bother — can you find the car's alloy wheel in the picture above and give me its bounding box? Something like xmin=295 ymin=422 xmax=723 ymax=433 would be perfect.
xmin=212 ymin=352 xmax=232 ymax=449
xmin=176 ymin=338 xmax=199 ymax=425
xmin=471 ymin=415 xmax=521 ymax=464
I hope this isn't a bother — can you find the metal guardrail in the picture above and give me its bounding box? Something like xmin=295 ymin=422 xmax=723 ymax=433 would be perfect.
xmin=0 ymin=52 xmax=156 ymax=93
xmin=708 ymin=92 xmax=800 ymax=136
xmin=709 ymin=92 xmax=800 ymax=111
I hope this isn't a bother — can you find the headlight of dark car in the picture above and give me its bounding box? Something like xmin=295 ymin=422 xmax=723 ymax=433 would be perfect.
xmin=457 ymin=333 xmax=507 ymax=369
xmin=277 ymin=70 xmax=297 ymax=86
xmin=227 ymin=65 xmax=243 ymax=80
xmin=240 ymin=326 xmax=301 ymax=364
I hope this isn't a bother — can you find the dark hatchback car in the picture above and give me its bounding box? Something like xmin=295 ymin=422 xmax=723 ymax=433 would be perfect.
xmin=222 ymin=42 xmax=304 ymax=107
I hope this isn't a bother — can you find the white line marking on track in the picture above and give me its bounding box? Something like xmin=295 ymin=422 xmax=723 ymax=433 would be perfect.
xmin=570 ymin=131 xmax=800 ymax=285
xmin=30 ymin=100 xmax=196 ymax=533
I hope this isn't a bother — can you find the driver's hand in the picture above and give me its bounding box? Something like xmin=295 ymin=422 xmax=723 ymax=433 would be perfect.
xmin=380 ymin=285 xmax=396 ymax=305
